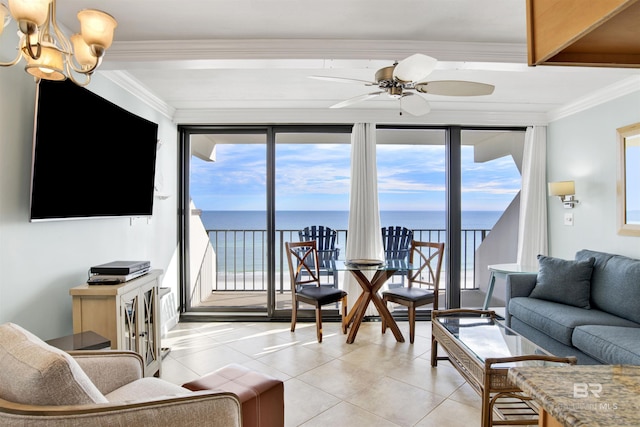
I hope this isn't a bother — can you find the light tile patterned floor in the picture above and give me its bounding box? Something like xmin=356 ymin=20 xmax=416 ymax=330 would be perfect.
xmin=160 ymin=320 xmax=482 ymax=426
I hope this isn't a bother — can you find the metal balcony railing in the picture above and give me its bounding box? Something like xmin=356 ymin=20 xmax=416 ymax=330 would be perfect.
xmin=206 ymin=228 xmax=489 ymax=292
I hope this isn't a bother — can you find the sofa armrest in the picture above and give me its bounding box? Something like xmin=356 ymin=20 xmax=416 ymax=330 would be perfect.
xmin=70 ymin=351 xmax=143 ymax=395
xmin=0 ymin=391 xmax=242 ymax=427
xmin=504 ymin=273 xmax=537 ymax=327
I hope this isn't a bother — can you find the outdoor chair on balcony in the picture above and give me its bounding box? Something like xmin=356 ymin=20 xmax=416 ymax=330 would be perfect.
xmin=382 ymin=240 xmax=445 ymax=343
xmin=285 ymin=241 xmax=347 ymax=343
xmin=381 ymin=226 xmax=414 ymax=287
xmin=298 ymin=225 xmax=340 ymax=288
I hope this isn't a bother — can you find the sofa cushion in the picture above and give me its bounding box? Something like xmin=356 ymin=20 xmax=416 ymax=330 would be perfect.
xmin=508 ymin=297 xmax=639 ymax=346
xmin=528 ymin=254 xmax=595 ymax=309
xmin=0 ymin=322 xmax=108 ymax=405
xmin=576 ymin=250 xmax=640 ymax=323
xmin=573 ymin=325 xmax=640 ymax=365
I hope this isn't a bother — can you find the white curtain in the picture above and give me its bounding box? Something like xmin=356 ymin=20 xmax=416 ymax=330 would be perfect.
xmin=517 ymin=125 xmax=548 ymax=267
xmin=344 ymin=123 xmax=384 ymax=314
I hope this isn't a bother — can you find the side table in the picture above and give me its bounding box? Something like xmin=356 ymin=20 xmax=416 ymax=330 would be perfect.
xmin=46 ymin=331 xmax=111 ymax=351
xmin=482 ymin=263 xmax=537 ymax=310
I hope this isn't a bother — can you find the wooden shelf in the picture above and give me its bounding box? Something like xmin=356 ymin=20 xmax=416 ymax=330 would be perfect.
xmin=527 ymin=0 xmax=640 ymax=67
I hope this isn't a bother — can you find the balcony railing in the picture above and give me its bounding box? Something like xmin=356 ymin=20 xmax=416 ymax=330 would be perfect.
xmin=206 ymin=228 xmax=488 ymax=292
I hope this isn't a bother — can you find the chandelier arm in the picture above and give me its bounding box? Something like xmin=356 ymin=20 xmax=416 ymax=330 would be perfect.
xmin=0 ymin=45 xmax=24 ymax=67
xmin=64 ymin=55 xmax=92 ymax=87
xmin=24 ymin=32 xmax=43 ymax=60
xmin=48 ymin=0 xmax=71 ymax=54
xmin=68 ymin=55 xmax=100 ymax=75
xmin=65 ymin=70 xmax=91 ymax=86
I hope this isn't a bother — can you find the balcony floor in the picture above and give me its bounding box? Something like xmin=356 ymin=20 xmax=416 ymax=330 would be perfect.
xmin=194 ymin=289 xmax=489 ymax=310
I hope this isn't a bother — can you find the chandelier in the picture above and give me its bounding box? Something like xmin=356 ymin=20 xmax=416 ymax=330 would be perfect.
xmin=0 ymin=0 xmax=116 ymax=86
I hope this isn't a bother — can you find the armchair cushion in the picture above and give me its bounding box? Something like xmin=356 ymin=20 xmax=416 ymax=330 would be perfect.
xmin=529 ymin=254 xmax=595 ymax=309
xmin=105 ymin=377 xmax=190 ymax=402
xmin=0 ymin=323 xmax=107 ymax=406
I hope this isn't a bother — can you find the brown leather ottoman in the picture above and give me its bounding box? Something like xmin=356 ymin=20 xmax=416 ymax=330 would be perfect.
xmin=182 ymin=364 xmax=284 ymax=427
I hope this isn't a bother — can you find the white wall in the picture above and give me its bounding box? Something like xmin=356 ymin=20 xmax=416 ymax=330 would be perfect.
xmin=0 ymin=62 xmax=179 ymax=339
xmin=547 ymin=90 xmax=640 ymax=260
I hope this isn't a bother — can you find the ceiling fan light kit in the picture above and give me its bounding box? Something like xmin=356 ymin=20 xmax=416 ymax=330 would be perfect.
xmin=311 ymin=53 xmax=495 ymax=116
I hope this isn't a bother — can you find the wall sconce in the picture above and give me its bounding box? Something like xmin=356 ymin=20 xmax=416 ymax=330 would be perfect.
xmin=548 ymin=181 xmax=579 ymax=208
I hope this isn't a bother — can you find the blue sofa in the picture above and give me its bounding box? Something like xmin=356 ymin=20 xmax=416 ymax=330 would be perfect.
xmin=505 ymin=249 xmax=640 ymax=365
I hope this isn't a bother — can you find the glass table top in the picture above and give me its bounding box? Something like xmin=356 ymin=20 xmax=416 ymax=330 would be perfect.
xmin=437 ymin=315 xmax=564 ymax=367
xmin=333 ymin=258 xmax=416 ymax=271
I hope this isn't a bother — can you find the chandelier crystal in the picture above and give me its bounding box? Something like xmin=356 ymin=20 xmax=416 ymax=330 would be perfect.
xmin=0 ymin=0 xmax=116 ymax=86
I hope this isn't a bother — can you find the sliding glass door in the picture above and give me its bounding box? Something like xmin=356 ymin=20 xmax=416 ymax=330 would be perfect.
xmin=179 ymin=124 xmax=525 ymax=319
xmin=183 ymin=129 xmax=270 ymax=314
xmin=274 ymin=129 xmax=351 ymax=317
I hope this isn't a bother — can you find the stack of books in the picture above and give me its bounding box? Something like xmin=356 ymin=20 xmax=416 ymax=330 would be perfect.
xmin=88 ymin=261 xmax=150 ymax=285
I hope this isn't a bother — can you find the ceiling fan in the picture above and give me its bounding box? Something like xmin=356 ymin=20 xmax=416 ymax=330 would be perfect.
xmin=310 ymin=54 xmax=495 ymax=116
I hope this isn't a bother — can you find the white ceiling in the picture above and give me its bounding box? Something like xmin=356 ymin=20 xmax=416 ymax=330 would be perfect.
xmin=52 ymin=0 xmax=640 ymax=124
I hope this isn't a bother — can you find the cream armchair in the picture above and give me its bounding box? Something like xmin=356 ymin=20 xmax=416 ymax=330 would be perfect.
xmin=0 ymin=323 xmax=241 ymax=427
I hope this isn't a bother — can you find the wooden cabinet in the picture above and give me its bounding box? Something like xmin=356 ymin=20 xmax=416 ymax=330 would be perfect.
xmin=70 ymin=270 xmax=163 ymax=377
xmin=526 ymin=0 xmax=640 ymax=67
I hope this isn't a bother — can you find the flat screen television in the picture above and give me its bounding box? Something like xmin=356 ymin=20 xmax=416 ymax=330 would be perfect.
xmin=29 ymin=79 xmax=159 ymax=221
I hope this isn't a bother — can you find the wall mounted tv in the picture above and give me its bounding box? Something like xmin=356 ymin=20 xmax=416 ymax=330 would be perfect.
xmin=30 ymin=79 xmax=159 ymax=221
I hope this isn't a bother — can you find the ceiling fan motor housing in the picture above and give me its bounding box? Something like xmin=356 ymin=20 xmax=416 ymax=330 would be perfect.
xmin=375 ymin=66 xmax=396 ymax=86
xmin=375 ymin=65 xmax=406 ymax=97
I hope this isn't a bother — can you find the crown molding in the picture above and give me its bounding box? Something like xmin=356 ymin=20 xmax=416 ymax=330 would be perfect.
xmin=99 ymin=70 xmax=176 ymax=120
xmin=547 ymin=75 xmax=640 ymax=122
xmin=104 ymin=39 xmax=527 ymax=66
xmin=172 ymin=107 xmax=546 ymax=127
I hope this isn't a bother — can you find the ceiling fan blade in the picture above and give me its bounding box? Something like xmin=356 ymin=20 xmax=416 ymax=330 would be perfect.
xmin=415 ymin=80 xmax=495 ymax=96
xmin=309 ymin=75 xmax=377 ymax=86
xmin=330 ymin=91 xmax=384 ymax=109
xmin=399 ymin=93 xmax=431 ymax=116
xmin=392 ymin=53 xmax=437 ymax=83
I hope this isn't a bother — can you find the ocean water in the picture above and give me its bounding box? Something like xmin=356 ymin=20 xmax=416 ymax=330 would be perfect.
xmin=201 ymin=210 xmax=501 ymax=273
xmin=201 ymin=210 xmax=502 ymax=231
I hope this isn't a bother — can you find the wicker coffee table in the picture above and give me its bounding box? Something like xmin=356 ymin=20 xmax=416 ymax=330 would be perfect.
xmin=431 ymin=309 xmax=576 ymax=427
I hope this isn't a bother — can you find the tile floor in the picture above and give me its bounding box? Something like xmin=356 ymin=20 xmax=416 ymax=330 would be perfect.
xmin=160 ymin=319 xmax=483 ymax=427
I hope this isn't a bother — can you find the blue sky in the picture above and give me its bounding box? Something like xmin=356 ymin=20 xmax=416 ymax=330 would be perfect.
xmin=190 ymin=143 xmax=521 ymax=211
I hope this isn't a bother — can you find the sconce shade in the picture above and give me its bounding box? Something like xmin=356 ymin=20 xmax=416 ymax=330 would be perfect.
xmin=77 ymin=9 xmax=117 ymax=51
xmin=548 ymin=181 xmax=575 ymax=196
xmin=24 ymin=42 xmax=65 ymax=81
xmin=8 ymin=0 xmax=51 ymax=26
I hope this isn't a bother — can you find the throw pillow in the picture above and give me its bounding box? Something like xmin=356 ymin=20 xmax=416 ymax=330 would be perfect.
xmin=0 ymin=322 xmax=108 ymax=406
xmin=529 ymin=254 xmax=595 ymax=309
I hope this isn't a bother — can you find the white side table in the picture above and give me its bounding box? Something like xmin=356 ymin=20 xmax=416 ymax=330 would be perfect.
xmin=483 ymin=263 xmax=538 ymax=310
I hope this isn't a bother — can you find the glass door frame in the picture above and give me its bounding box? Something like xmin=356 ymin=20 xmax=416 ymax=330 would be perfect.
xmin=178 ymin=123 xmax=526 ymax=319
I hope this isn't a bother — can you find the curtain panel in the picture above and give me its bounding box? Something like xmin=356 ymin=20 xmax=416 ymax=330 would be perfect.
xmin=344 ymin=123 xmax=384 ymax=314
xmin=517 ymin=125 xmax=548 ymax=266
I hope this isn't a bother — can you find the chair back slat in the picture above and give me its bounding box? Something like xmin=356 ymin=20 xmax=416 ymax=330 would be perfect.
xmin=381 ymin=226 xmax=414 ymax=260
xmin=285 ymin=241 xmax=321 ymax=292
xmin=408 ymin=241 xmax=445 ymax=309
xmin=299 ymin=225 xmax=340 ymax=270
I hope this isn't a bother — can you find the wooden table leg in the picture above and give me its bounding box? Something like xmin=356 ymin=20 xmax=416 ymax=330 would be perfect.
xmin=345 ymin=289 xmax=367 ymax=328
xmin=346 ymin=269 xmax=405 ymax=344
xmin=346 ymin=291 xmax=372 ymax=344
